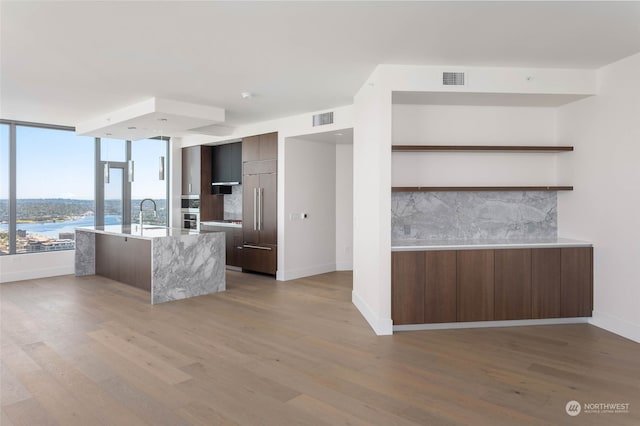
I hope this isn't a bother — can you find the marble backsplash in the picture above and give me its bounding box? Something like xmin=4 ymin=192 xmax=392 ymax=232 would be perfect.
xmin=224 ymin=184 xmax=242 ymax=220
xmin=391 ymin=191 xmax=557 ymax=241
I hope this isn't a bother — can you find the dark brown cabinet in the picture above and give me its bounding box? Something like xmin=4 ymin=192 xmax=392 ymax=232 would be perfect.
xmin=531 ymin=248 xmax=561 ymax=318
xmin=95 ymin=234 xmax=151 ymax=291
xmin=182 ymin=146 xmax=201 ymax=195
xmin=242 ymin=132 xmax=278 ymax=163
xmin=425 ymin=250 xmax=457 ymax=324
xmin=561 ymin=247 xmax=593 ymax=317
xmin=392 ymin=251 xmax=425 ymax=325
xmin=457 ymin=250 xmax=494 ymax=322
xmin=241 ymin=133 xmax=278 ymax=275
xmin=494 ymin=249 xmax=532 ymax=320
xmin=391 ymin=246 xmax=592 ymax=325
xmin=390 ymin=250 xmax=456 ymax=325
xmin=181 ymin=145 xmax=223 ymax=221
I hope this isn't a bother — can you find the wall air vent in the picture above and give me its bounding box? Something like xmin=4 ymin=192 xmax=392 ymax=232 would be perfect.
xmin=443 ymin=72 xmax=465 ymax=86
xmin=312 ymin=111 xmax=334 ymax=127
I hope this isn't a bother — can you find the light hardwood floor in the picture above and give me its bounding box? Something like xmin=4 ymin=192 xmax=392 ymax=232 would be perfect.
xmin=1 ymin=271 xmax=638 ymax=425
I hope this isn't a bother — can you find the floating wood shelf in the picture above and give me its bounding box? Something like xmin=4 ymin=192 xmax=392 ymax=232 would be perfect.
xmin=392 ymin=145 xmax=574 ymax=152
xmin=392 ymin=186 xmax=574 ymax=192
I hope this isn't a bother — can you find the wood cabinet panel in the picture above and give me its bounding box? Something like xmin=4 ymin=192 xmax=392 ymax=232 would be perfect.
xmin=561 ymin=247 xmax=593 ymax=318
xmin=95 ymin=234 xmax=151 ymax=291
xmin=241 ymin=244 xmax=277 ymax=275
xmin=242 ymin=133 xmax=277 ymax=163
xmin=229 ymin=230 xmax=243 ymax=268
xmin=494 ymin=249 xmax=532 ymax=320
xmin=242 ymin=174 xmax=260 ymax=244
xmin=181 ymin=146 xmax=201 ymax=195
xmin=259 ymin=173 xmax=277 ymax=245
xmin=242 ymin=135 xmax=261 ymax=163
xmin=531 ymin=248 xmax=561 ymax=319
xmin=457 ymin=250 xmax=494 ymax=322
xmin=259 ymin=132 xmax=278 ymax=160
xmin=392 ymin=252 xmax=425 ymax=325
xmin=424 ymin=251 xmax=457 ymax=323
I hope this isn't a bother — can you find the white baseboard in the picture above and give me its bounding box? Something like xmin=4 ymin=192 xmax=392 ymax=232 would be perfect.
xmin=589 ymin=311 xmax=640 ymax=343
xmin=280 ymin=263 xmax=337 ymax=281
xmin=351 ymin=290 xmax=393 ymax=335
xmin=394 ymin=317 xmax=590 ymax=332
xmin=335 ymin=261 xmax=353 ymax=271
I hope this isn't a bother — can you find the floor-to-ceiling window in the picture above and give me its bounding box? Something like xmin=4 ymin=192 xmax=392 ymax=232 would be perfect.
xmin=14 ymin=124 xmax=94 ymax=253
xmin=131 ymin=137 xmax=169 ymax=226
xmin=0 ymin=120 xmax=169 ymax=255
xmin=0 ymin=124 xmax=9 ymax=255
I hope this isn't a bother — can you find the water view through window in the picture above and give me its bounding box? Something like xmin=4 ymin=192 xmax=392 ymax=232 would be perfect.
xmin=0 ymin=123 xmax=168 ymax=255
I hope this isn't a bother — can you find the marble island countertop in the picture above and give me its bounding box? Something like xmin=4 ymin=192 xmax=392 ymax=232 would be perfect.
xmin=392 ymin=237 xmax=592 ymax=251
xmin=76 ymin=225 xmax=210 ymax=240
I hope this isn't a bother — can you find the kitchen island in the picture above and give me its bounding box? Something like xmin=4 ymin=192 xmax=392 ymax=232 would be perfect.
xmin=75 ymin=225 xmax=225 ymax=304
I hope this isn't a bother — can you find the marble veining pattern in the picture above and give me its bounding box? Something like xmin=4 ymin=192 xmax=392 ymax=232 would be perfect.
xmin=74 ymin=230 xmax=95 ymax=276
xmin=392 ymin=191 xmax=557 ymax=240
xmin=224 ymin=184 xmax=242 ymax=220
xmin=152 ymin=232 xmax=225 ymax=304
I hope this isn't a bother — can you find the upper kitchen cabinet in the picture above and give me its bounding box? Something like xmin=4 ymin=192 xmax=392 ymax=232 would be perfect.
xmin=242 ymin=132 xmax=278 ymax=163
xmin=212 ymin=142 xmax=242 ymax=185
xmin=182 ymin=145 xmax=222 ymax=220
xmin=182 ymin=145 xmax=201 ymax=195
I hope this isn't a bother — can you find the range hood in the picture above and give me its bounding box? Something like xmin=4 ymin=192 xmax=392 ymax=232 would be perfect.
xmin=76 ymin=97 xmax=225 ymax=140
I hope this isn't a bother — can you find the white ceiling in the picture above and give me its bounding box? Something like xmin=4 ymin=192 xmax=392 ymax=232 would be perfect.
xmin=2 ymin=1 xmax=640 ymax=130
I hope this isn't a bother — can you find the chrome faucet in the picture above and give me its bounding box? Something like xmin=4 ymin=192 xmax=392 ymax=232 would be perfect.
xmin=139 ymin=198 xmax=157 ymax=229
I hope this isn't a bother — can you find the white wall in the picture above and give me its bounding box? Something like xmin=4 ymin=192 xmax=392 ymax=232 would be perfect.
xmin=557 ymin=53 xmax=640 ymax=343
xmin=0 ymin=250 xmax=75 ymax=283
xmin=282 ymin=138 xmax=336 ymax=280
xmin=335 ymin=144 xmax=353 ymax=270
xmin=352 ymin=69 xmax=394 ymax=335
xmin=392 ymin=104 xmax=559 ymax=187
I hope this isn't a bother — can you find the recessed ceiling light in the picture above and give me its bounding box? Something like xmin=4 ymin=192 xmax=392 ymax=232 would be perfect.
xmin=105 ymin=132 xmax=112 ymax=136
xmin=241 ymin=92 xmax=253 ymax=99
xmin=128 ymin=126 xmax=137 ymax=130
xmin=158 ymin=118 xmax=167 ymax=122
xmin=334 ymin=133 xmax=343 ymax=136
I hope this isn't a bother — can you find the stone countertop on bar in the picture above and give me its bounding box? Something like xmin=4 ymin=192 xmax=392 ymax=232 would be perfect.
xmin=391 ymin=237 xmax=592 ymax=251
xmin=76 ymin=225 xmax=201 ymax=240
xmin=75 ymin=226 xmax=225 ymax=304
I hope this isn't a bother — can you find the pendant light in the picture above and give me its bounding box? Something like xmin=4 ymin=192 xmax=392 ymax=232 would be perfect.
xmin=158 ymin=118 xmax=167 ymax=181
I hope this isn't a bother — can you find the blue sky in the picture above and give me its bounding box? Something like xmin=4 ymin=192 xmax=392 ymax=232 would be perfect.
xmin=1 ymin=124 xmax=166 ymax=200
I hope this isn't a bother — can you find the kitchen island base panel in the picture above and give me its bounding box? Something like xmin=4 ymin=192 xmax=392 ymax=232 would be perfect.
xmin=75 ymin=230 xmax=95 ymax=276
xmin=152 ymin=232 xmax=225 ymax=304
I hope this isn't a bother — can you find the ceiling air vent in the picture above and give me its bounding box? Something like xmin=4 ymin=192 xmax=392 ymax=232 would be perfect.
xmin=443 ymin=72 xmax=465 ymax=86
xmin=312 ymin=111 xmax=334 ymax=127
